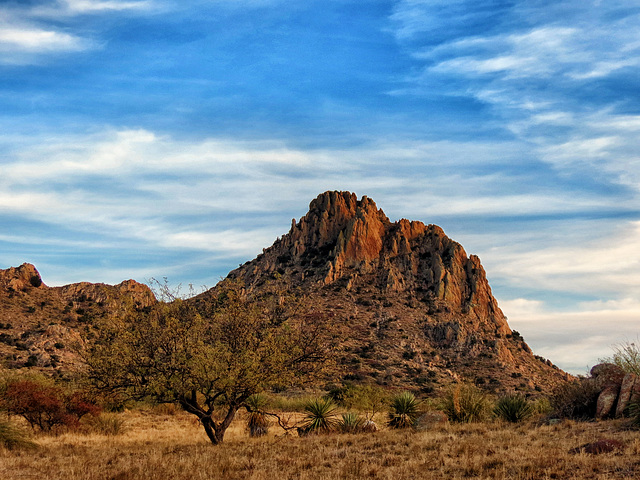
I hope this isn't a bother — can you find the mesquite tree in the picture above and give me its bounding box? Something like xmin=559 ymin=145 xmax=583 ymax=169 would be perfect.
xmin=83 ymin=281 xmax=334 ymax=444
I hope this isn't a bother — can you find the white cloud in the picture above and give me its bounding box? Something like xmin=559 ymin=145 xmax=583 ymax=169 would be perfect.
xmin=501 ymin=297 xmax=640 ymax=375
xmin=485 ymin=220 xmax=640 ymax=299
xmin=0 ymin=0 xmax=157 ymax=64
xmin=0 ymin=28 xmax=86 ymax=52
xmin=61 ymin=0 xmax=154 ymax=13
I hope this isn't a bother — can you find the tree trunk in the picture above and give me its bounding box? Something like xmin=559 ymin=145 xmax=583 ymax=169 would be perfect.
xmin=200 ymin=405 xmax=239 ymax=445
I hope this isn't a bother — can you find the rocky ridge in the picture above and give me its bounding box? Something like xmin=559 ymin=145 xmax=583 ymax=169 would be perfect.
xmin=227 ymin=191 xmax=569 ymax=393
xmin=0 ymin=263 xmax=155 ymax=373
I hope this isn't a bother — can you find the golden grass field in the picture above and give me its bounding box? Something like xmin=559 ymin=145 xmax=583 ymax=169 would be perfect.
xmin=2 ymin=408 xmax=640 ymax=479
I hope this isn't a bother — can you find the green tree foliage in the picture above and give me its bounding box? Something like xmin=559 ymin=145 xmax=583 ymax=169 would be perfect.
xmin=83 ymin=281 xmax=334 ymax=445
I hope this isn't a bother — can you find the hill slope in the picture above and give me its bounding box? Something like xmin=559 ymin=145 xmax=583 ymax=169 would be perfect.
xmin=224 ymin=191 xmax=569 ymax=393
xmin=0 ymin=263 xmax=155 ymax=374
xmin=0 ymin=191 xmax=569 ymax=394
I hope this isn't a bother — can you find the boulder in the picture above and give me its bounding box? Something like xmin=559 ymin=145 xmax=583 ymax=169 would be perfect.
xmin=596 ymin=384 xmax=620 ymax=419
xmin=615 ymin=373 xmax=637 ymax=418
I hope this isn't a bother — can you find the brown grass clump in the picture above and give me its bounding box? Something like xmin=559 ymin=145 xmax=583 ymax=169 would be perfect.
xmin=2 ymin=410 xmax=640 ymax=479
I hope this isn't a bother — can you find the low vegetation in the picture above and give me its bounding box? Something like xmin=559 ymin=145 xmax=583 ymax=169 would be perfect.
xmin=387 ymin=391 xmax=420 ymax=429
xmin=493 ymin=394 xmax=534 ymax=423
xmin=441 ymin=383 xmax=492 ymax=423
xmin=2 ymin=408 xmax=640 ymax=479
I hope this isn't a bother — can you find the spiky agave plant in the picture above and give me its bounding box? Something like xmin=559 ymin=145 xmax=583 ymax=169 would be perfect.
xmin=245 ymin=394 xmax=270 ymax=437
xmin=338 ymin=412 xmax=365 ymax=434
xmin=300 ymin=398 xmax=338 ymax=434
xmin=388 ymin=391 xmax=420 ymax=429
xmin=494 ymin=394 xmax=534 ymax=423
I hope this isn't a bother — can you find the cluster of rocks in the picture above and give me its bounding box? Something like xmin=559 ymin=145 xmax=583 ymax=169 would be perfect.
xmin=591 ymin=363 xmax=640 ymax=419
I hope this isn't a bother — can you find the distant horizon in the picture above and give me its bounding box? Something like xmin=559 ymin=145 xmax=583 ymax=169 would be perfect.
xmin=2 ymin=1 xmax=639 ymax=376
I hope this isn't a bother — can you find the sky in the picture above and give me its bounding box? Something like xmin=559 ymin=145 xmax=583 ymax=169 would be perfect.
xmin=0 ymin=0 xmax=639 ymax=374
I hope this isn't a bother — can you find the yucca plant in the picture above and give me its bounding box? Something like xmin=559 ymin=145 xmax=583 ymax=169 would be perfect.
xmin=441 ymin=384 xmax=492 ymax=423
xmin=494 ymin=394 xmax=534 ymax=423
xmin=245 ymin=394 xmax=270 ymax=437
xmin=338 ymin=412 xmax=365 ymax=433
xmin=627 ymin=401 xmax=640 ymax=428
xmin=387 ymin=391 xmax=420 ymax=429
xmin=300 ymin=397 xmax=338 ymax=434
xmin=0 ymin=419 xmax=37 ymax=451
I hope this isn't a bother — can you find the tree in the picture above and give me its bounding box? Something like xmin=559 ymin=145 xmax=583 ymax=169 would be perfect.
xmin=0 ymin=376 xmax=100 ymax=431
xmin=83 ymin=281 xmax=335 ymax=445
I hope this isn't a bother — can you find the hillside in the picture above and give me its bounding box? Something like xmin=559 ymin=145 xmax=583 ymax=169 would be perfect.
xmin=0 ymin=263 xmax=155 ymax=375
xmin=0 ymin=191 xmax=570 ymax=394
xmin=222 ymin=191 xmax=570 ymax=394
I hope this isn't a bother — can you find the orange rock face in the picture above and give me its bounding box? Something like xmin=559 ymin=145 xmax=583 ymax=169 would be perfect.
xmin=238 ymin=191 xmax=511 ymax=334
xmin=224 ymin=191 xmax=568 ymax=393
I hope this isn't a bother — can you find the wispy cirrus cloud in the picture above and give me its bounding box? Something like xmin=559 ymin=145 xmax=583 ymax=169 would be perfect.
xmin=502 ymin=297 xmax=640 ymax=374
xmin=0 ymin=27 xmax=89 ymax=64
xmin=390 ymin=0 xmax=640 ymax=190
xmin=0 ymin=0 xmax=158 ymax=64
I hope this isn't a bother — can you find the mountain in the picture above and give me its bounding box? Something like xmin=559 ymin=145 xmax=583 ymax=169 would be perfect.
xmin=0 ymin=263 xmax=155 ymax=374
xmin=0 ymin=191 xmax=569 ymax=394
xmin=223 ymin=191 xmax=569 ymax=393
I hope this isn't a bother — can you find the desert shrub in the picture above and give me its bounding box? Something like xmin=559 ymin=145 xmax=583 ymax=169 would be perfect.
xmin=83 ymin=413 xmax=126 ymax=436
xmin=551 ymin=379 xmax=599 ymax=420
xmin=531 ymin=397 xmax=553 ymax=415
xmin=494 ymin=394 xmax=534 ymax=423
xmin=600 ymin=341 xmax=640 ymax=375
xmin=387 ymin=391 xmax=420 ymax=429
xmin=299 ymin=398 xmax=338 ymax=434
xmin=441 ymin=384 xmax=492 ymax=423
xmin=338 ymin=412 xmax=365 ymax=433
xmin=0 ymin=419 xmax=38 ymax=450
xmin=327 ymin=383 xmax=389 ymax=419
xmin=245 ymin=394 xmax=270 ymax=437
xmin=266 ymin=394 xmax=318 ymax=412
xmin=1 ymin=378 xmax=100 ymax=431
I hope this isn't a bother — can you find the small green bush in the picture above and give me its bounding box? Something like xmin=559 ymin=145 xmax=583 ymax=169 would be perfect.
xmin=338 ymin=412 xmax=365 ymax=433
xmin=494 ymin=394 xmax=534 ymax=423
xmin=300 ymin=398 xmax=338 ymax=434
xmin=388 ymin=391 xmax=420 ymax=429
xmin=441 ymin=384 xmax=492 ymax=423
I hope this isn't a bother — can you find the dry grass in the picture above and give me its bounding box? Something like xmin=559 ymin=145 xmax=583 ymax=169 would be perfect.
xmin=2 ymin=409 xmax=640 ymax=479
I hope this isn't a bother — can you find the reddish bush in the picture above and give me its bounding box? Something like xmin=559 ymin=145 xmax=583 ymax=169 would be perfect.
xmin=1 ymin=379 xmax=100 ymax=431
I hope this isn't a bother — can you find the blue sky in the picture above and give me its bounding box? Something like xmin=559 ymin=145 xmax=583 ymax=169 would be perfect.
xmin=1 ymin=0 xmax=639 ymax=374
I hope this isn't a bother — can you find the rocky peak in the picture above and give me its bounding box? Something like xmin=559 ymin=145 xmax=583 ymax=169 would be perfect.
xmin=0 ymin=263 xmax=45 ymax=292
xmin=234 ymin=191 xmax=507 ymax=330
xmin=224 ymin=191 xmax=568 ymax=393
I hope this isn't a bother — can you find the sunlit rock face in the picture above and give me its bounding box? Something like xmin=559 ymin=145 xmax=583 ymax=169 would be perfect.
xmin=225 ymin=191 xmax=570 ymax=393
